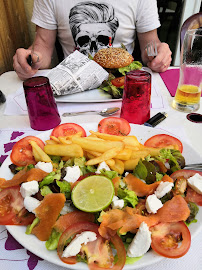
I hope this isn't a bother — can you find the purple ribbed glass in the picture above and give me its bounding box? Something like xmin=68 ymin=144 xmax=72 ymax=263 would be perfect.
xmin=23 ymin=76 xmax=61 ymax=131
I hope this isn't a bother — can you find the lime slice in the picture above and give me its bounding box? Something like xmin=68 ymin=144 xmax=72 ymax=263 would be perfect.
xmin=71 ymin=175 xmax=114 ymax=212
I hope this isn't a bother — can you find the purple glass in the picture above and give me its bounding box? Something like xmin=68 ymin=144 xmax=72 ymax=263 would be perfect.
xmin=23 ymin=76 xmax=61 ymax=131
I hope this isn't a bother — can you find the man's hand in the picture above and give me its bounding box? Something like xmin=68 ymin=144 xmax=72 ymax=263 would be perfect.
xmin=13 ymin=48 xmax=43 ymax=80
xmin=146 ymin=42 xmax=172 ymax=72
xmin=13 ymin=27 xmax=57 ymax=81
xmin=138 ymin=30 xmax=172 ymax=73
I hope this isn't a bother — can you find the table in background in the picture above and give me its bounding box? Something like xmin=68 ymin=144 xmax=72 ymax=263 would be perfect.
xmin=0 ymin=70 xmax=202 ymax=270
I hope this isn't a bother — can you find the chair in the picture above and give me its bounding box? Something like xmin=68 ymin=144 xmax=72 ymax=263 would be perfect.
xmin=180 ymin=12 xmax=202 ymax=47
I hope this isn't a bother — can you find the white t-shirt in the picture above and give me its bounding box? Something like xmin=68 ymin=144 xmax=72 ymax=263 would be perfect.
xmin=31 ymin=0 xmax=160 ymax=57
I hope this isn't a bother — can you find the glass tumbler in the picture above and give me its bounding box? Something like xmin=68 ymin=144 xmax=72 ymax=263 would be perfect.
xmin=23 ymin=76 xmax=61 ymax=131
xmin=172 ymin=29 xmax=202 ymax=112
xmin=120 ymin=70 xmax=151 ymax=125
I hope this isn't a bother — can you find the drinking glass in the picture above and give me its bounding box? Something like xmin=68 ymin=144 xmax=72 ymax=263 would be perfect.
xmin=172 ymin=29 xmax=202 ymax=112
xmin=120 ymin=70 xmax=151 ymax=124
xmin=23 ymin=76 xmax=61 ymax=131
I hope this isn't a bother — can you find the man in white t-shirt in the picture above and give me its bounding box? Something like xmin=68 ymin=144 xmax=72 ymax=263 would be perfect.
xmin=13 ymin=0 xmax=172 ymax=80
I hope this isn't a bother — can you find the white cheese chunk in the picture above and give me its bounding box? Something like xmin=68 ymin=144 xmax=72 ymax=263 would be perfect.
xmin=62 ymin=231 xmax=97 ymax=258
xmin=146 ymin=194 xmax=163 ymax=214
xmin=111 ymin=196 xmax=124 ymax=209
xmin=60 ymin=202 xmax=75 ymax=215
xmin=155 ymin=181 xmax=174 ymax=198
xmin=35 ymin=161 xmax=53 ymax=173
xmin=24 ymin=197 xmax=41 ymax=213
xmin=20 ymin=181 xmax=39 ymax=198
xmin=127 ymin=222 xmax=151 ymax=257
xmin=187 ymin=173 xmax=202 ymax=194
xmin=63 ymin=165 xmax=81 ymax=183
xmin=96 ymin=161 xmax=111 ymax=174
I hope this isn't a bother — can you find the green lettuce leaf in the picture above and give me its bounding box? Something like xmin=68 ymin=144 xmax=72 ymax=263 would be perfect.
xmin=118 ymin=188 xmax=138 ymax=207
xmin=45 ymin=229 xmax=62 ymax=250
xmin=118 ymin=61 xmax=142 ymax=75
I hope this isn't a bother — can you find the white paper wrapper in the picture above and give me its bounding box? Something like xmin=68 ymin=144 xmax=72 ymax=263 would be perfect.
xmin=47 ymin=51 xmax=109 ymax=96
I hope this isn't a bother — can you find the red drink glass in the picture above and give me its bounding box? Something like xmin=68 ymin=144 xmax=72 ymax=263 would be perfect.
xmin=23 ymin=76 xmax=61 ymax=131
xmin=120 ymin=70 xmax=151 ymax=124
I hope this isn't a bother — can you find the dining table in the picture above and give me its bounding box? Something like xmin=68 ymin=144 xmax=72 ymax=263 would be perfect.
xmin=0 ymin=68 xmax=202 ymax=270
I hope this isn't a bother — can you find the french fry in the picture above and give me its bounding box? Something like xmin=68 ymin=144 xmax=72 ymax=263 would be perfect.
xmin=115 ymin=148 xmax=132 ymax=160
xmin=71 ymin=136 xmax=124 ymax=153
xmin=139 ymin=145 xmax=161 ymax=156
xmin=85 ymin=147 xmax=123 ymax=166
xmin=105 ymin=159 xmax=115 ymax=167
xmin=89 ymin=131 xmax=124 ymax=141
xmin=85 ymin=137 xmax=104 ymax=141
xmin=30 ymin=141 xmax=52 ymax=163
xmin=123 ymin=136 xmax=140 ymax=147
xmin=85 ymin=150 xmax=102 ymax=157
xmin=50 ymin=136 xmax=60 ymax=143
xmin=45 ymin=139 xmax=58 ymax=145
xmin=44 ymin=144 xmax=83 ymax=157
xmin=58 ymin=137 xmax=72 ymax=145
xmin=130 ymin=150 xmax=150 ymax=159
xmin=110 ymin=159 xmax=124 ymax=175
xmin=124 ymin=158 xmax=141 ymax=171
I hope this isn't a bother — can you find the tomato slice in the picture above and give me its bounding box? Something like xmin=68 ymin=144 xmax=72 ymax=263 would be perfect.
xmin=144 ymin=134 xmax=183 ymax=153
xmin=10 ymin=136 xmax=45 ymax=167
xmin=170 ymin=169 xmax=202 ymax=181
xmin=98 ymin=117 xmax=131 ymax=136
xmin=57 ymin=221 xmax=126 ymax=270
xmin=0 ymin=186 xmax=35 ymax=225
xmin=151 ymin=221 xmax=191 ymax=258
xmin=51 ymin=123 xmax=86 ymax=137
xmin=170 ymin=169 xmax=202 ymax=206
xmin=111 ymin=76 xmax=125 ymax=87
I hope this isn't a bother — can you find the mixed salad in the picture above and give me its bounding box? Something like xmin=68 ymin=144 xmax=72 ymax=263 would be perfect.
xmin=0 ymin=117 xmax=202 ymax=270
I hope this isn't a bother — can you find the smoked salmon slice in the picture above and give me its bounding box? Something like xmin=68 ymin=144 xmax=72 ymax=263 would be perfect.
xmin=32 ymin=193 xmax=66 ymax=241
xmin=0 ymin=168 xmax=48 ymax=189
xmin=99 ymin=195 xmax=190 ymax=239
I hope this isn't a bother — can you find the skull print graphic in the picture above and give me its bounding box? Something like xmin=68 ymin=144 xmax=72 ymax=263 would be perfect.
xmin=69 ymin=2 xmax=119 ymax=56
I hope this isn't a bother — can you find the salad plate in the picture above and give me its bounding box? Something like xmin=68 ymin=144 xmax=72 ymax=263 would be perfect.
xmin=55 ymin=88 xmax=122 ymax=103
xmin=0 ymin=123 xmax=202 ymax=270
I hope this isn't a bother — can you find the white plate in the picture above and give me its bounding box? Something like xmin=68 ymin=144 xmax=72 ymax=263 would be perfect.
xmin=55 ymin=88 xmax=122 ymax=103
xmin=1 ymin=123 xmax=202 ymax=269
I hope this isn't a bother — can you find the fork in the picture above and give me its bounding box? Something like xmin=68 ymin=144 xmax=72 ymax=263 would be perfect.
xmin=146 ymin=41 xmax=158 ymax=57
xmin=184 ymin=163 xmax=202 ymax=171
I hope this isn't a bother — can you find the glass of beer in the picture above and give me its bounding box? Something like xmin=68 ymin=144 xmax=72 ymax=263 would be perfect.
xmin=172 ymin=29 xmax=202 ymax=112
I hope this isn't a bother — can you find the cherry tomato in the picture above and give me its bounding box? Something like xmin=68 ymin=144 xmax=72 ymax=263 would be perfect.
xmin=10 ymin=136 xmax=45 ymax=166
xmin=111 ymin=76 xmax=125 ymax=87
xmin=151 ymin=221 xmax=191 ymax=258
xmin=98 ymin=117 xmax=131 ymax=136
xmin=57 ymin=222 xmax=126 ymax=270
xmin=51 ymin=123 xmax=86 ymax=137
xmin=0 ymin=186 xmax=35 ymax=225
xmin=144 ymin=134 xmax=183 ymax=153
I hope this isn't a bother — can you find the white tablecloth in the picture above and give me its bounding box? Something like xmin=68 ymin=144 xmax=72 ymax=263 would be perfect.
xmin=0 ymin=70 xmax=202 ymax=270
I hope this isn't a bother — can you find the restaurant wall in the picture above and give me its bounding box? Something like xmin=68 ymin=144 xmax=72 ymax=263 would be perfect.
xmin=0 ymin=0 xmax=30 ymax=75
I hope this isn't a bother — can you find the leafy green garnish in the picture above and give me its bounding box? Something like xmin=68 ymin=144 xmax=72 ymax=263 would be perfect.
xmin=45 ymin=229 xmax=62 ymax=250
xmin=157 ymin=149 xmax=181 ymax=172
xmin=133 ymin=159 xmax=147 ymax=180
xmin=118 ymin=61 xmax=142 ymax=76
xmin=26 ymin=217 xmax=39 ymax=235
xmin=100 ymin=170 xmax=118 ymax=179
xmin=156 ymin=172 xmax=164 ymax=182
xmin=56 ymin=180 xmax=71 ymax=199
xmin=40 ymin=186 xmax=53 ymax=196
xmin=117 ymin=188 xmax=138 ymax=208
xmin=49 ymin=155 xmax=61 ymax=164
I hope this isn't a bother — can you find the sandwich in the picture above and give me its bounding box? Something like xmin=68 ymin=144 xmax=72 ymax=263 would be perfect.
xmin=93 ymin=47 xmax=142 ymax=98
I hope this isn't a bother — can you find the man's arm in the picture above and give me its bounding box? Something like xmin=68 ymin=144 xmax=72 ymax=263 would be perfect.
xmin=137 ymin=29 xmax=172 ymax=72
xmin=13 ymin=26 xmax=57 ymax=80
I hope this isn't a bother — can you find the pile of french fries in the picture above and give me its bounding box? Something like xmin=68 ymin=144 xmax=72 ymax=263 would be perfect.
xmin=29 ymin=131 xmax=170 ymax=175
